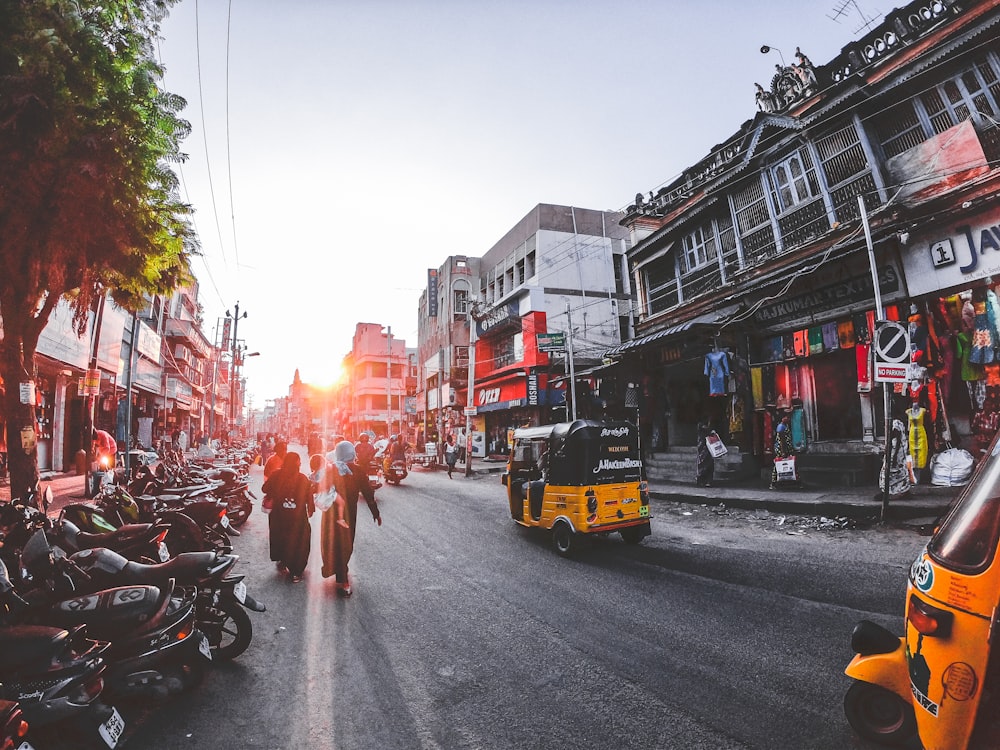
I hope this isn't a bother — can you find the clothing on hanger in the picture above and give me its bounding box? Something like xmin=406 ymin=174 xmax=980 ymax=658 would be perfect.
xmin=704 ymin=350 xmax=730 ymax=397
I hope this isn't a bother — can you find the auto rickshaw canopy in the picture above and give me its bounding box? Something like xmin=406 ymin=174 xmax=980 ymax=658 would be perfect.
xmin=511 ymin=420 xmax=642 ymax=487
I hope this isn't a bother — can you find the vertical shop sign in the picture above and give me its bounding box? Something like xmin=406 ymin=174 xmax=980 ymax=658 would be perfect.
xmin=527 ymin=373 xmax=539 ymax=405
xmin=18 ymin=382 xmax=35 ymax=404
xmin=427 ymin=269 xmax=439 ymax=317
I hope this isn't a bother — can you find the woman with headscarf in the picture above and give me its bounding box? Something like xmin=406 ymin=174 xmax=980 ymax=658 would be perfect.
xmin=261 ymin=451 xmax=314 ymax=582
xmin=321 ymin=440 xmax=382 ymax=596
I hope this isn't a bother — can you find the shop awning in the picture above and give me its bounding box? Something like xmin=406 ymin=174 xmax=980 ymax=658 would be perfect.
xmin=604 ymin=305 xmax=739 ymax=357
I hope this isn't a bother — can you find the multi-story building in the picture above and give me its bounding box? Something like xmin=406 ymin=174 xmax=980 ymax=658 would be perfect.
xmin=414 ymin=204 xmax=633 ymax=457
xmin=342 ymin=323 xmax=410 ymax=439
xmin=415 ymin=256 xmax=481 ymax=448
xmin=615 ymin=0 xmax=1000 ymax=483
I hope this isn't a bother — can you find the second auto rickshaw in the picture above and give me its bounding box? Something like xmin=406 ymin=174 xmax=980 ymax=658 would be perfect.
xmin=501 ymin=420 xmax=651 ymax=556
xmin=844 ymin=430 xmax=1000 ymax=748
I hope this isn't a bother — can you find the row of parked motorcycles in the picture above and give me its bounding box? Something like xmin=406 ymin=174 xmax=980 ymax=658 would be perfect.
xmin=0 ymin=448 xmax=264 ymax=749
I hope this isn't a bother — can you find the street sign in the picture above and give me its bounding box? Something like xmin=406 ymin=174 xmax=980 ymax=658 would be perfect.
xmin=537 ymin=332 xmax=566 ymax=352
xmin=464 ymin=406 xmax=477 ymax=416
xmin=874 ymin=321 xmax=910 ymax=383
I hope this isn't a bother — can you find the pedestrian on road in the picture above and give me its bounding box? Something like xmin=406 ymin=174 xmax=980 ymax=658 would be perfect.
xmin=262 ymin=451 xmax=314 ymax=583
xmin=879 ymin=417 xmax=912 ymax=500
xmin=320 ymin=440 xmax=381 ymax=596
xmin=445 ymin=434 xmax=458 ymax=478
xmin=696 ymin=420 xmax=714 ymax=487
xmin=770 ymin=411 xmax=794 ymax=489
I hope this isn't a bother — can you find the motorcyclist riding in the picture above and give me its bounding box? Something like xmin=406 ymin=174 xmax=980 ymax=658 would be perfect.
xmin=355 ymin=433 xmax=376 ymax=474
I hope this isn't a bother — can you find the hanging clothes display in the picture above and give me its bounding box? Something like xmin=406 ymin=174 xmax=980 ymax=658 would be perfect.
xmin=790 ymin=404 xmax=807 ymax=451
xmin=793 ymin=330 xmax=808 ymax=357
xmin=968 ymin=290 xmax=996 ymax=364
xmin=908 ymin=404 xmax=929 ymax=471
xmin=750 ymin=367 xmax=764 ymax=408
xmin=838 ymin=320 xmax=856 ymax=348
xmin=704 ymin=350 xmax=730 ymax=397
xmin=822 ymin=322 xmax=839 ymax=352
xmin=856 ymin=344 xmax=872 ymax=392
xmin=808 ymin=327 xmax=824 ymax=355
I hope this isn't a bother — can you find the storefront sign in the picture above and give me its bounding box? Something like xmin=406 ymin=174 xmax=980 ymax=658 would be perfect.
xmin=527 ymin=373 xmax=539 ymax=405
xmin=427 ymin=269 xmax=439 ymax=317
xmin=83 ymin=368 xmax=101 ymax=396
xmin=754 ymin=262 xmax=902 ymax=328
xmin=903 ymin=204 xmax=1000 ymax=296
xmin=18 ymin=382 xmax=35 ymax=404
xmin=475 ymin=376 xmax=529 ymax=412
xmin=536 ymin=332 xmax=566 ymax=352
xmin=136 ymin=321 xmax=162 ymax=360
xmin=478 ymin=387 xmax=501 ymax=406
xmin=476 ymin=304 xmax=520 ymax=337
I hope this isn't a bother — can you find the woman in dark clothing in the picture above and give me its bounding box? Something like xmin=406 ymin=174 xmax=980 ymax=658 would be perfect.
xmin=696 ymin=420 xmax=714 ymax=487
xmin=261 ymin=451 xmax=314 ymax=582
xmin=321 ymin=441 xmax=381 ymax=596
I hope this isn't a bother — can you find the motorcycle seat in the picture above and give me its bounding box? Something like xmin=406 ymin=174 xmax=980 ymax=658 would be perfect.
xmin=75 ymin=523 xmax=155 ymax=549
xmin=46 ymin=585 xmax=164 ymax=637
xmin=121 ymin=551 xmax=226 ymax=584
xmin=0 ymin=624 xmax=71 ymax=672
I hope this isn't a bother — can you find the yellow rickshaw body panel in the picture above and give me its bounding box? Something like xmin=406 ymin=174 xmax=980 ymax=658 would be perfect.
xmin=905 ymin=548 xmax=998 ymax=750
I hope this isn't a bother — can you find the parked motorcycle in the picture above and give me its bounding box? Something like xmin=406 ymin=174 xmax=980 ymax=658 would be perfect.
xmin=0 ymin=553 xmax=209 ymax=701
xmin=844 ymin=430 xmax=1000 ymax=748
xmin=0 ymin=622 xmax=123 ymax=749
xmin=20 ymin=530 xmax=264 ymax=661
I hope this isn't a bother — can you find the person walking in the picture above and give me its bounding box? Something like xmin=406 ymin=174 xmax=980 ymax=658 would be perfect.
xmin=696 ymin=420 xmax=714 ymax=487
xmin=261 ymin=451 xmax=314 ymax=583
xmin=878 ymin=417 xmax=912 ymax=500
xmin=444 ymin=434 xmax=458 ymax=478
xmin=320 ymin=440 xmax=382 ymax=596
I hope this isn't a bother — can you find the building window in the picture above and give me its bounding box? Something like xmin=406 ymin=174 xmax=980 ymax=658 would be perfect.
xmin=643 ymin=260 xmax=678 ymax=316
xmin=770 ymin=149 xmax=820 ymax=212
xmin=872 ymin=53 xmax=1000 ymax=160
xmin=681 ymin=224 xmax=717 ymax=272
xmin=454 ymin=289 xmax=468 ymax=318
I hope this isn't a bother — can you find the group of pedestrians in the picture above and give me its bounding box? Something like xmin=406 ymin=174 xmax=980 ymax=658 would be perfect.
xmin=261 ymin=438 xmax=381 ymax=595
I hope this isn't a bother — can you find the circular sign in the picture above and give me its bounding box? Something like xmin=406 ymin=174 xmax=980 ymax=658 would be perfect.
xmin=942 ymin=662 xmax=978 ymax=701
xmin=875 ymin=321 xmax=910 ymax=364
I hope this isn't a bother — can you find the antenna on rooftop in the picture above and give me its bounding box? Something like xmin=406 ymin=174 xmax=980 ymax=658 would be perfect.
xmin=828 ymin=0 xmax=882 ymax=35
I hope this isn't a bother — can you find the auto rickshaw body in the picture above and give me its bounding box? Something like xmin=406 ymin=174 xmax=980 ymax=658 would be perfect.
xmin=844 ymin=432 xmax=1000 ymax=748
xmin=501 ymin=420 xmax=651 ymax=555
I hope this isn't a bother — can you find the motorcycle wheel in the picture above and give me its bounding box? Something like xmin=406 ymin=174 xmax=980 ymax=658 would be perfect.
xmin=844 ymin=680 xmax=917 ymax=745
xmin=226 ymin=495 xmax=252 ymax=527
xmin=202 ymin=598 xmax=253 ymax=661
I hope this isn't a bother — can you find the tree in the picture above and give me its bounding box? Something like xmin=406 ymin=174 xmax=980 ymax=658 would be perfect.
xmin=0 ymin=0 xmax=195 ymax=499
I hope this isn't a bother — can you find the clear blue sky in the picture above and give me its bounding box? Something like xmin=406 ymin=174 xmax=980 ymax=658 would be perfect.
xmin=156 ymin=0 xmax=886 ymax=402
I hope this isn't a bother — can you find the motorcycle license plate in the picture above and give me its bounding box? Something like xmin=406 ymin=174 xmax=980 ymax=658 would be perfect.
xmin=157 ymin=541 xmax=170 ymax=562
xmin=98 ymin=707 xmax=125 ymax=748
xmin=233 ymin=580 xmax=247 ymax=604
xmin=221 ymin=514 xmax=230 ymax=528
xmin=198 ymin=632 xmax=213 ymax=660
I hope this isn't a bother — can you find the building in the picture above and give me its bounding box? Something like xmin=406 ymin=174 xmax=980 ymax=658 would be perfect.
xmin=415 ymin=204 xmax=633 ymax=457
xmin=342 ymin=323 xmax=411 ymax=439
xmin=615 ymin=0 xmax=1000 ymax=483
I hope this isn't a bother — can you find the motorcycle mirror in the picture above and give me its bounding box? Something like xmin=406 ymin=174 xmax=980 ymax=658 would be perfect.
xmin=42 ymin=484 xmax=53 ymax=511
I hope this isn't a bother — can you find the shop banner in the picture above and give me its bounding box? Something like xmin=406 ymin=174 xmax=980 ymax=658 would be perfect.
xmin=901 ymin=203 xmax=1000 ymax=297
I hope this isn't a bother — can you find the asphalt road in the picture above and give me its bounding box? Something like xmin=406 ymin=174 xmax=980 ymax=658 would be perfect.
xmin=115 ymin=458 xmax=928 ymax=749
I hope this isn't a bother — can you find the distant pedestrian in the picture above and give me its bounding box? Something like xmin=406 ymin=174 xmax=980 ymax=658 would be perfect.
xmin=696 ymin=420 xmax=714 ymax=487
xmin=262 ymin=451 xmax=314 ymax=582
xmin=444 ymin=434 xmax=458 ymax=478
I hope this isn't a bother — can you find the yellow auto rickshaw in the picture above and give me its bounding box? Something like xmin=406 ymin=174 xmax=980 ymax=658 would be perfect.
xmin=501 ymin=420 xmax=651 ymax=556
xmin=844 ymin=431 xmax=1000 ymax=749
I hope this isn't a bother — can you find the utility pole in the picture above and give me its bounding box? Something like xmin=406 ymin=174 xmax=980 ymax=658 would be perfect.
xmin=228 ymin=302 xmax=247 ymax=438
xmin=84 ymin=293 xmax=107 ymax=498
xmin=386 ymin=326 xmax=393 ymax=436
xmin=465 ymin=300 xmax=477 ymax=477
xmin=566 ymin=300 xmax=578 ymax=422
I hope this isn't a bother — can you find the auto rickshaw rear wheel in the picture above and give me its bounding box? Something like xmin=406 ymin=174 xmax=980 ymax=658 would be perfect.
xmin=843 ymin=680 xmax=917 ymax=745
xmin=551 ymin=521 xmax=576 ymax=557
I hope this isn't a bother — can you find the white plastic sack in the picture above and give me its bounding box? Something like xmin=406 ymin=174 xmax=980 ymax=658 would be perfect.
xmin=929 ymin=448 xmax=974 ymax=487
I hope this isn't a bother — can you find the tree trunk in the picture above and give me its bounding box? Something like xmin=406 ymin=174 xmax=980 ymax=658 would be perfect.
xmin=1 ymin=332 xmax=41 ymax=501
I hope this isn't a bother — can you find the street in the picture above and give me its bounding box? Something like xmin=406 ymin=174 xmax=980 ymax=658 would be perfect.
xmin=116 ymin=457 xmax=927 ymax=749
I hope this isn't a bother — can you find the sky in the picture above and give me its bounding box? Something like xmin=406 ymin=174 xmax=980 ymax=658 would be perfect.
xmin=155 ymin=0 xmax=889 ymax=403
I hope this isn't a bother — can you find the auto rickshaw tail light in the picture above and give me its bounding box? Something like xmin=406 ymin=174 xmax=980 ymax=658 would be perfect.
xmin=586 ymin=489 xmax=597 ymax=514
xmin=907 ymin=594 xmax=953 ymax=637
xmin=639 ymin=481 xmax=650 ymax=506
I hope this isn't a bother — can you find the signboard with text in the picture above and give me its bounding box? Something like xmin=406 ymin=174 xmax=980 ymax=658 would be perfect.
xmin=536 ymin=332 xmax=566 ymax=352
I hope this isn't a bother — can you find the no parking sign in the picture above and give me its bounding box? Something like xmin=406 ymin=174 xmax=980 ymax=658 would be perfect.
xmin=873 ymin=320 xmax=910 ymax=383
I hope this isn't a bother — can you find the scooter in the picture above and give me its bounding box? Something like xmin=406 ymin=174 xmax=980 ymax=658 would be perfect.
xmin=20 ymin=528 xmax=264 ymax=662
xmin=0 ymin=622 xmax=123 ymax=749
xmin=844 ymin=432 xmax=1000 ymax=749
xmin=383 ymin=459 xmax=408 ymax=485
xmin=0 ymin=556 xmax=210 ymax=701
xmin=0 ymin=700 xmax=31 ymax=750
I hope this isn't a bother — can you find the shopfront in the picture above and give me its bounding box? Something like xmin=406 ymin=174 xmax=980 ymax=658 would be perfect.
xmin=897 ymin=202 xmax=1000 ymax=463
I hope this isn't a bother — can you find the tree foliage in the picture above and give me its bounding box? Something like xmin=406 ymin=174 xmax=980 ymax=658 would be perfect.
xmin=0 ymin=0 xmax=196 ymax=497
